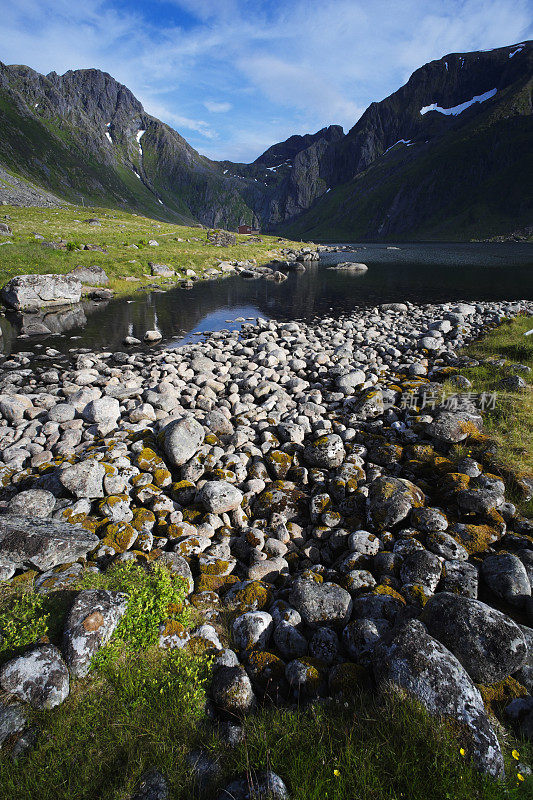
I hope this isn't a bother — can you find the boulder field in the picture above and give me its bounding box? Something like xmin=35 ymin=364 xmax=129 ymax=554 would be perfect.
xmin=0 ymin=298 xmax=532 ymax=784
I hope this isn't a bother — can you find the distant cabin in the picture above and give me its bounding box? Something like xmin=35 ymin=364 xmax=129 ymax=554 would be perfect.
xmin=238 ymin=224 xmax=260 ymax=234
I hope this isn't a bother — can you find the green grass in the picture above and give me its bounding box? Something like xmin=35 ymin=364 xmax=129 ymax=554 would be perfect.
xmin=226 ymin=694 xmax=532 ymax=800
xmin=0 ymin=204 xmax=300 ymax=296
xmin=444 ymin=314 xmax=533 ymax=513
xmin=0 ymin=563 xmax=213 ymax=799
xmin=0 ymin=563 xmax=532 ymax=798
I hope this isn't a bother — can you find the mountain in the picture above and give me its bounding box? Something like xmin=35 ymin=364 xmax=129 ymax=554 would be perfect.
xmin=0 ymin=41 xmax=531 ymax=239
xmin=0 ymin=64 xmax=262 ymax=228
xmin=273 ymin=41 xmax=533 ymax=240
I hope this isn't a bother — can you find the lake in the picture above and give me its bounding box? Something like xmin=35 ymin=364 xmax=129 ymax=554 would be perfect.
xmin=1 ymin=242 xmax=532 ymax=355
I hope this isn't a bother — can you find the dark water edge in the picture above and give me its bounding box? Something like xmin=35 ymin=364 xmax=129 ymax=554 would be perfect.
xmin=1 ymin=242 xmax=532 ymax=356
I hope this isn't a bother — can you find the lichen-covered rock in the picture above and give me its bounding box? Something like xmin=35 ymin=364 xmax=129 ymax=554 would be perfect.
xmin=232 ymin=612 xmax=273 ymax=652
xmin=0 ymin=645 xmax=69 ymax=709
xmin=217 ymin=771 xmax=288 ymax=800
xmin=0 ymin=515 xmax=98 ymax=572
xmin=400 ymin=549 xmax=442 ymax=593
xmin=35 ymin=562 xmax=83 ymax=594
xmin=348 ymin=530 xmax=380 ymax=557
xmin=198 ymin=481 xmax=243 ymax=514
xmin=422 ymin=592 xmax=527 ymax=683
xmin=131 ymin=768 xmax=169 ymax=800
xmin=373 ymin=620 xmax=504 ymax=777
xmin=347 ymin=388 xmax=384 ymax=419
xmin=224 ymin=580 xmax=271 ymax=612
xmin=424 ymin=409 xmax=483 ymax=443
xmin=410 ymin=507 xmax=448 ymax=532
xmin=309 ymin=627 xmax=339 ymax=664
xmin=59 ymin=459 xmax=106 ymax=499
xmin=367 ymin=477 xmax=425 ymax=530
xmin=455 ymin=475 xmax=505 ymax=514
xmin=161 ymin=417 xmax=205 ymax=467
xmin=62 ymin=589 xmax=128 ymax=677
xmin=273 ymin=620 xmax=308 ymax=660
xmin=447 ymin=521 xmax=501 ymax=555
xmin=481 ymin=553 xmax=531 ymax=607
xmin=153 ymin=552 xmax=194 ymax=594
xmin=303 ymin=434 xmax=345 ymax=469
xmin=351 ymin=592 xmax=404 ymax=623
xmin=343 ymin=618 xmax=390 ymax=665
xmin=425 ymin=531 xmax=468 ymax=561
xmin=289 ymin=576 xmax=352 ymax=626
xmin=211 ymin=665 xmax=255 ymax=716
xmin=0 ymin=700 xmax=27 ymax=748
xmin=253 ymin=481 xmax=307 ymax=521
xmin=285 ymin=656 xmax=327 ymax=698
xmin=441 ymin=560 xmax=478 ymax=598
xmin=7 ymin=489 xmax=56 ymax=518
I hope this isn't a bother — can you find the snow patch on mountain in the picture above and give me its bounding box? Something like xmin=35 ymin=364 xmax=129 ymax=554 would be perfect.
xmin=420 ymin=89 xmax=496 ymax=117
xmin=384 ymin=139 xmax=411 ymax=155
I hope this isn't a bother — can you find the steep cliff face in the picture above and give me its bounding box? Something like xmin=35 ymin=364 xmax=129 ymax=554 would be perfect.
xmin=0 ymin=41 xmax=531 ymax=239
xmin=274 ymin=41 xmax=533 ymax=239
xmin=0 ymin=63 xmax=261 ymax=228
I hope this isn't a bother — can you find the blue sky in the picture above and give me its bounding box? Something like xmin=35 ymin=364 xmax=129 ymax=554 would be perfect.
xmin=1 ymin=0 xmax=531 ymax=161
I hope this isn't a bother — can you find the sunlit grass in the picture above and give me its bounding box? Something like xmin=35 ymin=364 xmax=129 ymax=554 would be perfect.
xmin=0 ymin=204 xmax=300 ymax=296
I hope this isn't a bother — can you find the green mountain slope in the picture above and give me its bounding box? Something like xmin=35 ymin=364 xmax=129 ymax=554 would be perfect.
xmin=0 ymin=41 xmax=531 ymax=239
xmin=277 ymin=76 xmax=533 ymax=241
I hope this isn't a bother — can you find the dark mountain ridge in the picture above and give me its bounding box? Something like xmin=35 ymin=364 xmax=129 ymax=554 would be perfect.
xmin=0 ymin=40 xmax=531 ymax=239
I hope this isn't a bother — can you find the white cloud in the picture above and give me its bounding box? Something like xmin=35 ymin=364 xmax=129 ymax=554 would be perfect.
xmin=0 ymin=0 xmax=531 ymax=160
xmin=204 ymin=100 xmax=232 ymax=113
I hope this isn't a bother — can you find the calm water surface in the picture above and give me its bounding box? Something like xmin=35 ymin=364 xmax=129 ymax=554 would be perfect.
xmin=1 ymin=242 xmax=532 ymax=355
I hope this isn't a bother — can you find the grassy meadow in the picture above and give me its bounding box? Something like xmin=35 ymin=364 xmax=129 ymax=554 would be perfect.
xmin=0 ymin=204 xmax=303 ymax=296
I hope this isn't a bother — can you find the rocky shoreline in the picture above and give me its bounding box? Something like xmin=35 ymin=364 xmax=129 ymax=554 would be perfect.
xmin=0 ymin=298 xmax=532 ymax=792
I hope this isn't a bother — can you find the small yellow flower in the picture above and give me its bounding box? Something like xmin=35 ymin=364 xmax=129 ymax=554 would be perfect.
xmin=459 ymin=748 xmax=466 ymax=757
xmin=512 ymin=750 xmax=520 ymax=760
xmin=333 ymin=769 xmax=340 ymax=778
xmin=518 ymin=773 xmax=524 ymax=782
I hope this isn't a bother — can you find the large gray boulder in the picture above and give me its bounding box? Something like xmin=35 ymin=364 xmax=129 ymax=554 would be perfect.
xmin=59 ymin=459 xmax=106 ymax=499
xmin=289 ymin=577 xmax=352 ymax=626
xmin=424 ymin=410 xmax=483 ymax=443
xmin=1 ymin=274 xmax=81 ymax=310
xmin=303 ymin=434 xmax=345 ymax=469
xmin=161 ymin=417 xmax=205 ymax=468
xmin=7 ymin=489 xmax=56 ymax=518
xmin=198 ymin=481 xmax=243 ymax=514
xmin=422 ymin=592 xmax=527 ymax=683
xmin=211 ymin=665 xmax=255 ymax=716
xmin=374 ymin=620 xmax=504 ymax=777
xmin=0 ymin=645 xmax=69 ymax=709
xmin=62 ymin=589 xmax=129 ymax=677
xmin=0 ymin=700 xmax=27 ymax=748
xmin=367 ymin=477 xmax=425 ymax=530
xmin=0 ymin=515 xmax=99 ymax=572
xmin=481 ymin=553 xmax=531 ymax=607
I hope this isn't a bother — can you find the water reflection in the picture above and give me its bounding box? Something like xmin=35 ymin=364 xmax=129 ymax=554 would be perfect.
xmin=1 ymin=242 xmax=532 ymax=355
